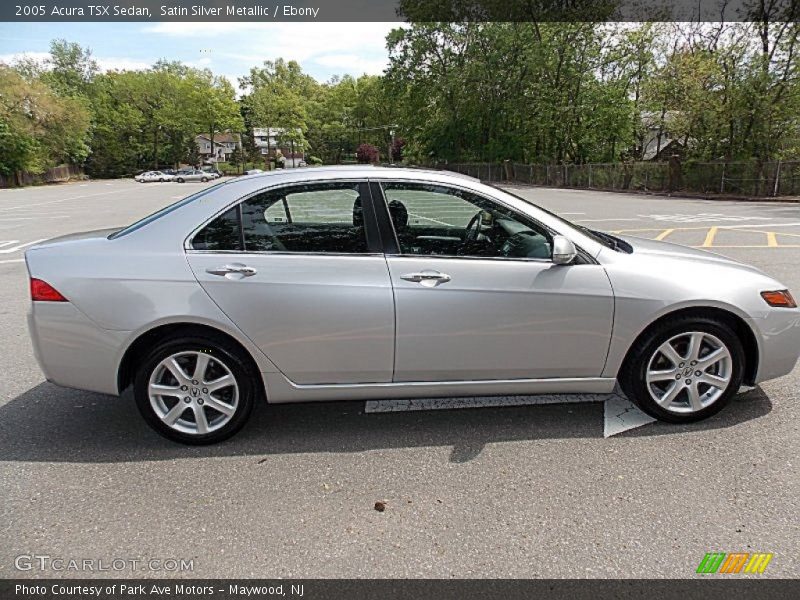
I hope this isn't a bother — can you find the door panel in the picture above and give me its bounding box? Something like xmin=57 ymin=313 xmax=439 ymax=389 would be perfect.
xmin=376 ymin=180 xmax=614 ymax=382
xmin=387 ymin=257 xmax=614 ymax=382
xmin=186 ymin=180 xmax=394 ymax=385
xmin=189 ymin=253 xmax=395 ymax=384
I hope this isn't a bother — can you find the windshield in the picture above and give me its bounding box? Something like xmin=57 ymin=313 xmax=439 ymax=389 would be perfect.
xmin=108 ymin=180 xmax=229 ymax=239
xmin=490 ymin=184 xmax=629 ymax=252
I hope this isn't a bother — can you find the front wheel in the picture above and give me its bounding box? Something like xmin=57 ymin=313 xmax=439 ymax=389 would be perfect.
xmin=134 ymin=335 xmax=257 ymax=444
xmin=201 ymin=176 xmax=208 ymax=182
xmin=619 ymin=317 xmax=745 ymax=423
xmin=176 ymin=178 xmax=184 ymax=183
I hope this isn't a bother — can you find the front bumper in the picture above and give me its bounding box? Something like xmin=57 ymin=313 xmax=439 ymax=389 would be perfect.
xmin=748 ymin=309 xmax=800 ymax=383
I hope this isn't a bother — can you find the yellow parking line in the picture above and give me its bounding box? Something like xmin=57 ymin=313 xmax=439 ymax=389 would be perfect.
xmin=767 ymin=232 xmax=778 ymax=247
xmin=690 ymin=245 xmax=800 ymax=248
xmin=654 ymin=228 xmax=674 ymax=241
xmin=702 ymin=226 xmax=719 ymax=247
xmin=736 ymin=228 xmax=800 ymax=240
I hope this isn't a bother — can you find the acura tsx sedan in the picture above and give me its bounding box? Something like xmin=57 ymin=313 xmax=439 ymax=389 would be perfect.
xmin=25 ymin=167 xmax=800 ymax=443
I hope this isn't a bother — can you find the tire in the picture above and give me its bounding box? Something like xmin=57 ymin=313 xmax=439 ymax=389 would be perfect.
xmin=159 ymin=178 xmax=164 ymax=182
xmin=177 ymin=178 xmax=184 ymax=183
xmin=201 ymin=177 xmax=208 ymax=182
xmin=619 ymin=316 xmax=745 ymax=423
xmin=133 ymin=335 xmax=257 ymax=444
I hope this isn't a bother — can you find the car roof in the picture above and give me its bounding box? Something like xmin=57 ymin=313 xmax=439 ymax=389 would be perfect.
xmin=238 ymin=165 xmax=479 ymax=183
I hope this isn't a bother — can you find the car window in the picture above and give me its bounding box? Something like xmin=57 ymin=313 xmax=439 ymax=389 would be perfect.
xmin=244 ymin=182 xmax=367 ymax=253
xmin=191 ymin=182 xmax=368 ymax=254
xmin=191 ymin=207 xmax=242 ymax=251
xmin=381 ymin=182 xmax=553 ymax=260
xmin=110 ymin=181 xmax=230 ymax=240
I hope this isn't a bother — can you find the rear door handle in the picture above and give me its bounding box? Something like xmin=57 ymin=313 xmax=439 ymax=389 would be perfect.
xmin=400 ymin=270 xmax=451 ymax=286
xmin=206 ymin=264 xmax=257 ymax=277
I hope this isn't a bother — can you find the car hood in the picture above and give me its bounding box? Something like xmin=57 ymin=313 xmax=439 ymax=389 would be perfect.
xmin=617 ymin=234 xmax=768 ymax=275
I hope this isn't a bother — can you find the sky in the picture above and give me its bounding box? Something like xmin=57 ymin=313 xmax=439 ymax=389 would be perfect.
xmin=0 ymin=22 xmax=399 ymax=85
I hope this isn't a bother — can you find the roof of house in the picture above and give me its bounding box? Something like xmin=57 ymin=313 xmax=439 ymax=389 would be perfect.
xmin=252 ymin=127 xmax=301 ymax=137
xmin=195 ymin=132 xmax=241 ymax=144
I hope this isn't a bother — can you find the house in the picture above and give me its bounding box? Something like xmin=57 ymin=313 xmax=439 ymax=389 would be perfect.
xmin=195 ymin=132 xmax=241 ymax=164
xmin=252 ymin=127 xmax=305 ymax=167
xmin=640 ymin=111 xmax=692 ymax=161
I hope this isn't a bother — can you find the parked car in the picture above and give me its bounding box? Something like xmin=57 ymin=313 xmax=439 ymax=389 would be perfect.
xmin=134 ymin=171 xmax=173 ymax=183
xmin=201 ymin=168 xmax=223 ymax=178
xmin=25 ymin=166 xmax=800 ymax=444
xmin=175 ymin=169 xmax=214 ymax=183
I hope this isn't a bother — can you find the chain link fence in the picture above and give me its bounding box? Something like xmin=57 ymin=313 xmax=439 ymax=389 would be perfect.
xmin=431 ymin=160 xmax=800 ymax=198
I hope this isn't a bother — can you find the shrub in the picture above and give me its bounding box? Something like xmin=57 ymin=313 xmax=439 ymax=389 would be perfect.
xmin=356 ymin=143 xmax=379 ymax=164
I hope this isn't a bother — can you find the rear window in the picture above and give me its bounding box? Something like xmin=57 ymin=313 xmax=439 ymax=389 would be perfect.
xmin=108 ymin=181 xmax=228 ymax=239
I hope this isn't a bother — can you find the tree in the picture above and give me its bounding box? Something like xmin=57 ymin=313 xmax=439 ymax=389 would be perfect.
xmin=0 ymin=65 xmax=91 ymax=179
xmin=189 ymin=71 xmax=243 ymax=166
xmin=240 ymin=59 xmax=312 ymax=159
xmin=43 ymin=39 xmax=98 ymax=98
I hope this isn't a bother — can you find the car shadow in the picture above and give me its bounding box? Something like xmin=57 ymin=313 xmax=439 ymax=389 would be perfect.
xmin=0 ymin=383 xmax=773 ymax=464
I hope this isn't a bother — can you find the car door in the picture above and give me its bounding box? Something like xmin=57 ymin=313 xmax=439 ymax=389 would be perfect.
xmin=375 ymin=180 xmax=614 ymax=382
xmin=186 ymin=180 xmax=395 ymax=385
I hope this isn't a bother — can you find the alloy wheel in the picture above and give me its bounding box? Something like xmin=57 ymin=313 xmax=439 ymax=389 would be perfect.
xmin=645 ymin=331 xmax=733 ymax=414
xmin=148 ymin=351 xmax=239 ymax=435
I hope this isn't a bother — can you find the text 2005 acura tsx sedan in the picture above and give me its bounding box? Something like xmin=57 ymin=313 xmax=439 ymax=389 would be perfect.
xmin=25 ymin=167 xmax=800 ymax=443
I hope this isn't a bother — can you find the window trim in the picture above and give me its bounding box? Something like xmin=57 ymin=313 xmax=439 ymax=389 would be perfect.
xmin=185 ymin=179 xmax=382 ymax=256
xmin=371 ymin=178 xmax=595 ymax=264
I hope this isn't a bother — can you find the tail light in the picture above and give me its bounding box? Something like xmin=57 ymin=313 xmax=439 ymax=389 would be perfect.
xmin=761 ymin=290 xmax=796 ymax=308
xmin=30 ymin=278 xmax=68 ymax=302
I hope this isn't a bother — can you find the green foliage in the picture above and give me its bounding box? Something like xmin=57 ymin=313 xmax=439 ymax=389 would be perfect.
xmin=0 ymin=64 xmax=91 ymax=176
xmin=84 ymin=64 xmax=243 ymax=176
xmin=2 ymin=21 xmax=800 ymax=183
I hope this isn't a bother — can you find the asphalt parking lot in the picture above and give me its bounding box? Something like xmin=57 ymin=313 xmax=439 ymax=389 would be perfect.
xmin=1 ymin=178 xmax=798 ymax=579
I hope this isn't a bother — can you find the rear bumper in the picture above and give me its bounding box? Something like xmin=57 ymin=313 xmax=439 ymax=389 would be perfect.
xmin=748 ymin=309 xmax=800 ymax=383
xmin=27 ymin=302 xmax=128 ymax=396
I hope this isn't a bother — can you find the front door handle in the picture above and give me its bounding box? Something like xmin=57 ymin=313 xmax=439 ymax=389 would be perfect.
xmin=400 ymin=270 xmax=452 ymax=286
xmin=206 ymin=264 xmax=257 ymax=277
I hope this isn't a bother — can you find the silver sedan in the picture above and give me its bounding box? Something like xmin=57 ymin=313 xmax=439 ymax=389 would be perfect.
xmin=174 ymin=169 xmax=217 ymax=183
xmin=25 ymin=167 xmax=800 ymax=443
xmin=134 ymin=171 xmax=174 ymax=183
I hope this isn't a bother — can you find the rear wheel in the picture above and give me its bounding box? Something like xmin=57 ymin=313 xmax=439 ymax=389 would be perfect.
xmin=134 ymin=335 xmax=256 ymax=444
xmin=620 ymin=317 xmax=744 ymax=423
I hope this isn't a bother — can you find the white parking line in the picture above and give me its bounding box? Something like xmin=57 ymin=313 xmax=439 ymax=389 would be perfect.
xmin=0 ymin=258 xmax=24 ymax=264
xmin=0 ymin=239 xmax=46 ymax=254
xmin=0 ymin=189 xmax=128 ymax=211
xmin=575 ymin=218 xmax=640 ymax=223
xmin=643 ymin=213 xmax=771 ymax=223
xmin=408 ymin=212 xmax=455 ymax=227
xmin=0 ymin=215 xmax=70 ymax=222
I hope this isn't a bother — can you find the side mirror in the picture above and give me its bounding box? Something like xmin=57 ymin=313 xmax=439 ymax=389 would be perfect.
xmin=551 ymin=235 xmax=577 ymax=265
